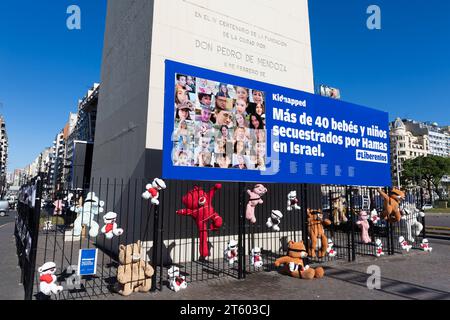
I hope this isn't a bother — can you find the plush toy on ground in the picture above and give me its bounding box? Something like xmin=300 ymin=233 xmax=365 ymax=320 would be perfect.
xmin=142 ymin=178 xmax=166 ymax=205
xmin=224 ymin=239 xmax=238 ymax=265
xmin=307 ymin=209 xmax=332 ymax=258
xmin=71 ymin=192 xmax=105 ymax=238
xmin=38 ymin=262 xmax=63 ymax=296
xmin=356 ymin=211 xmax=371 ymax=244
xmin=42 ymin=220 xmax=54 ymax=231
xmin=101 ymin=212 xmax=124 ymax=239
xmin=375 ymin=239 xmax=385 ymax=257
xmin=274 ymin=241 xmax=324 ymax=279
xmin=398 ymin=236 xmax=412 ymax=252
xmin=326 ymin=238 xmax=337 ymax=257
xmin=420 ymin=239 xmax=432 ymax=252
xmin=176 ymin=184 xmax=223 ymax=259
xmin=378 ymin=188 xmax=405 ymax=223
xmin=117 ymin=241 xmax=154 ymax=296
xmin=246 ymin=184 xmax=268 ymax=224
xmin=168 ymin=266 xmax=188 ymax=292
xmin=286 ymin=191 xmax=300 ymax=211
xmin=331 ymin=194 xmax=347 ymax=225
xmin=401 ymin=203 xmax=425 ymax=242
xmin=266 ymin=210 xmax=283 ymax=231
xmin=250 ymin=247 xmax=263 ymax=269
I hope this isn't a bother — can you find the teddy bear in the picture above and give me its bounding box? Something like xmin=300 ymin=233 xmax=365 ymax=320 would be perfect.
xmin=370 ymin=209 xmax=381 ymax=224
xmin=326 ymin=238 xmax=337 ymax=257
xmin=168 ymin=266 xmax=188 ymax=292
xmin=274 ymin=241 xmax=324 ymax=279
xmin=224 ymin=239 xmax=238 ymax=265
xmin=101 ymin=211 xmax=124 ymax=239
xmin=400 ymin=203 xmax=425 ymax=242
xmin=117 ymin=241 xmax=154 ymax=296
xmin=420 ymin=239 xmax=432 ymax=252
xmin=71 ymin=192 xmax=104 ymax=238
xmin=246 ymin=184 xmax=268 ymax=224
xmin=378 ymin=188 xmax=405 ymax=223
xmin=53 ymin=198 xmax=65 ymax=216
xmin=176 ymin=184 xmax=223 ymax=258
xmin=286 ymin=191 xmax=300 ymax=211
xmin=375 ymin=238 xmax=385 ymax=257
xmin=142 ymin=178 xmax=166 ymax=205
xmin=266 ymin=210 xmax=283 ymax=231
xmin=307 ymin=209 xmax=332 ymax=258
xmin=398 ymin=236 xmax=412 ymax=252
xmin=250 ymin=247 xmax=263 ymax=269
xmin=38 ymin=262 xmax=64 ymax=296
xmin=356 ymin=211 xmax=371 ymax=244
xmin=331 ymin=194 xmax=347 ymax=225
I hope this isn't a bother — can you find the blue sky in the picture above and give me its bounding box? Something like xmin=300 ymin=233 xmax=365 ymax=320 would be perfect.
xmin=1 ymin=0 xmax=449 ymax=171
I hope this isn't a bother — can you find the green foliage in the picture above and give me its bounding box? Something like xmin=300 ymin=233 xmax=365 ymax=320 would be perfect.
xmin=401 ymin=156 xmax=450 ymax=186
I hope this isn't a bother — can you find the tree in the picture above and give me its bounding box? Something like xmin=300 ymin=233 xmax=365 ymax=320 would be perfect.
xmin=401 ymin=156 xmax=450 ymax=200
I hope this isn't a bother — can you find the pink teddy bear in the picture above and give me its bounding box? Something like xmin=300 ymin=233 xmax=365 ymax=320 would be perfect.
xmin=356 ymin=211 xmax=371 ymax=244
xmin=246 ymin=184 xmax=268 ymax=224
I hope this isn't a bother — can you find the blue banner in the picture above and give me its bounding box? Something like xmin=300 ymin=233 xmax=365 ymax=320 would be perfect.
xmin=77 ymin=248 xmax=98 ymax=276
xmin=162 ymin=60 xmax=391 ymax=187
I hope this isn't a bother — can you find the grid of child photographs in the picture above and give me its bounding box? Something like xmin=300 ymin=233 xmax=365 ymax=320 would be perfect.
xmin=172 ymin=73 xmax=267 ymax=170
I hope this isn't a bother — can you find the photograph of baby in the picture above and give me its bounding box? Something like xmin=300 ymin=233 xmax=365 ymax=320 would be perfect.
xmin=172 ymin=73 xmax=267 ymax=171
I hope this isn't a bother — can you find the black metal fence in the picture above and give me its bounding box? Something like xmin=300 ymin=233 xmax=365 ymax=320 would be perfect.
xmin=16 ymin=177 xmax=427 ymax=300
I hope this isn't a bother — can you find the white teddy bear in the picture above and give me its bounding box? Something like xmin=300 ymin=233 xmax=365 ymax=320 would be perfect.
xmin=101 ymin=212 xmax=124 ymax=239
xmin=401 ymin=203 xmax=425 ymax=242
xmin=142 ymin=178 xmax=166 ymax=205
xmin=398 ymin=236 xmax=412 ymax=252
xmin=168 ymin=266 xmax=187 ymax=292
xmin=327 ymin=238 xmax=337 ymax=257
xmin=266 ymin=210 xmax=283 ymax=232
xmin=375 ymin=238 xmax=385 ymax=257
xmin=286 ymin=191 xmax=301 ymax=211
xmin=38 ymin=262 xmax=63 ymax=296
xmin=420 ymin=239 xmax=432 ymax=252
xmin=224 ymin=239 xmax=238 ymax=265
xmin=370 ymin=209 xmax=380 ymax=224
xmin=250 ymin=247 xmax=263 ymax=269
xmin=71 ymin=192 xmax=104 ymax=238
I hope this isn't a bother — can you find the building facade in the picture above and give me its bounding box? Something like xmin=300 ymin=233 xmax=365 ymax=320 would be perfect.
xmin=0 ymin=116 xmax=8 ymax=196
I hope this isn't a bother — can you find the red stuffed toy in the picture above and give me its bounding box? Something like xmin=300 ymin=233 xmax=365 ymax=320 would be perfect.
xmin=176 ymin=184 xmax=223 ymax=259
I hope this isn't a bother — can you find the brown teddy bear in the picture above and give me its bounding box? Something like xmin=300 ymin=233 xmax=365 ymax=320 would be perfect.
xmin=274 ymin=241 xmax=324 ymax=279
xmin=307 ymin=209 xmax=332 ymax=258
xmin=117 ymin=240 xmax=154 ymax=296
xmin=378 ymin=188 xmax=405 ymax=223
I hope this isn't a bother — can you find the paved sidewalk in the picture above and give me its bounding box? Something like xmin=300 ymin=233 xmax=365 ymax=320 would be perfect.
xmin=105 ymin=238 xmax=450 ymax=300
xmin=0 ymin=213 xmax=25 ymax=300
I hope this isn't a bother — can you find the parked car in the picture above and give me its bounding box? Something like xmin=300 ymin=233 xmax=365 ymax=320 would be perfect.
xmin=0 ymin=199 xmax=9 ymax=216
xmin=422 ymin=203 xmax=433 ymax=210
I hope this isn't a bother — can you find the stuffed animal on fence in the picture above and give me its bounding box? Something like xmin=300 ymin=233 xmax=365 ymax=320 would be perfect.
xmin=101 ymin=212 xmax=124 ymax=239
xmin=378 ymin=188 xmax=405 ymax=223
xmin=142 ymin=178 xmax=167 ymax=205
xmin=168 ymin=266 xmax=188 ymax=292
xmin=53 ymin=199 xmax=65 ymax=216
xmin=274 ymin=241 xmax=324 ymax=279
xmin=370 ymin=209 xmax=380 ymax=224
xmin=401 ymin=203 xmax=425 ymax=242
xmin=246 ymin=184 xmax=268 ymax=224
xmin=38 ymin=262 xmax=63 ymax=296
xmin=420 ymin=239 xmax=432 ymax=252
xmin=71 ymin=192 xmax=104 ymax=238
xmin=356 ymin=211 xmax=371 ymax=244
xmin=176 ymin=184 xmax=223 ymax=259
xmin=266 ymin=210 xmax=283 ymax=231
xmin=224 ymin=239 xmax=238 ymax=265
xmin=250 ymin=247 xmax=263 ymax=269
xmin=117 ymin=241 xmax=154 ymax=296
xmin=326 ymin=238 xmax=337 ymax=257
xmin=375 ymin=238 xmax=385 ymax=257
xmin=307 ymin=209 xmax=332 ymax=258
xmin=331 ymin=194 xmax=347 ymax=226
xmin=398 ymin=236 xmax=412 ymax=252
xmin=286 ymin=191 xmax=300 ymax=211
